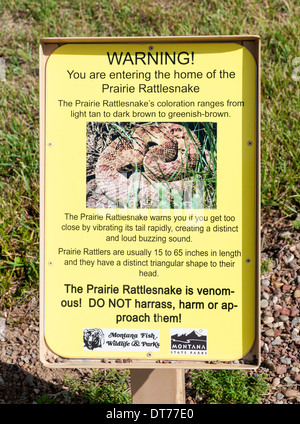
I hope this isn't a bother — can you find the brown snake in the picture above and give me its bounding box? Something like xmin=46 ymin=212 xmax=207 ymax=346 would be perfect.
xmin=94 ymin=123 xmax=211 ymax=208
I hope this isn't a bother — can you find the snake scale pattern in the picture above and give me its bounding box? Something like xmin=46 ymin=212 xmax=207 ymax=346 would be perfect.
xmin=93 ymin=123 xmax=211 ymax=208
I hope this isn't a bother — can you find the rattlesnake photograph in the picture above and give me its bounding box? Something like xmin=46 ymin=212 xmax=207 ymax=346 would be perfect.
xmin=86 ymin=122 xmax=217 ymax=209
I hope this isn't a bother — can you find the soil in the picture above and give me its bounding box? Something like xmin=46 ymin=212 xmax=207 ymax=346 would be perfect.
xmin=0 ymin=210 xmax=299 ymax=404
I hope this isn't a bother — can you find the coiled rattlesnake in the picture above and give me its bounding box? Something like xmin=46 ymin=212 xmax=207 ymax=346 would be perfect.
xmin=94 ymin=123 xmax=211 ymax=208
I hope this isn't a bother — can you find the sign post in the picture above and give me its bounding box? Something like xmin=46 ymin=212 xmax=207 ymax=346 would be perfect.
xmin=40 ymin=36 xmax=260 ymax=403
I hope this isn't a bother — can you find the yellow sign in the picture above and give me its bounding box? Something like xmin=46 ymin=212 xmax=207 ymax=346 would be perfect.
xmin=41 ymin=38 xmax=259 ymax=365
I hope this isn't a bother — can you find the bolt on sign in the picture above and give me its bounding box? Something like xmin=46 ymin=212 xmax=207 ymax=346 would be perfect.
xmin=40 ymin=36 xmax=261 ymax=369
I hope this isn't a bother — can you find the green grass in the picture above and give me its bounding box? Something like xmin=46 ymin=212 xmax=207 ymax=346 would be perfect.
xmin=292 ymin=214 xmax=300 ymax=229
xmin=260 ymin=257 xmax=274 ymax=274
xmin=64 ymin=369 xmax=132 ymax=404
xmin=191 ymin=369 xmax=269 ymax=404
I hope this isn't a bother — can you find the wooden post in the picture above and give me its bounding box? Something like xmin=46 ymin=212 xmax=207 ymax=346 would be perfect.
xmin=130 ymin=369 xmax=185 ymax=404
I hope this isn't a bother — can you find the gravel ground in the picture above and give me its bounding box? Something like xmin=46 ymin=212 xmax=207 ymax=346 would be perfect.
xmin=0 ymin=211 xmax=299 ymax=404
xmin=258 ymin=211 xmax=300 ymax=404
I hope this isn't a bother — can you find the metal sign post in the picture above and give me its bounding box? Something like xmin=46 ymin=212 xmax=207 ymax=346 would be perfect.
xmin=40 ymin=36 xmax=260 ymax=404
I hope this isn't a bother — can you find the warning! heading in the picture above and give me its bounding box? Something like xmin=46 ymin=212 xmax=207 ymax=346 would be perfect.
xmin=106 ymin=51 xmax=194 ymax=65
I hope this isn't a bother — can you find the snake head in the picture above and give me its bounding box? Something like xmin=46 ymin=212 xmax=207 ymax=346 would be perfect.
xmin=115 ymin=150 xmax=144 ymax=172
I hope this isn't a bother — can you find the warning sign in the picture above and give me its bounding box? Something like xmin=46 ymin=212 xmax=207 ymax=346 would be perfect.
xmin=40 ymin=37 xmax=260 ymax=367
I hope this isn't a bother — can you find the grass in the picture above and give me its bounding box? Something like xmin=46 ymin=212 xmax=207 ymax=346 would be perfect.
xmin=191 ymin=369 xmax=269 ymax=404
xmin=260 ymin=257 xmax=274 ymax=274
xmin=64 ymin=369 xmax=132 ymax=404
xmin=0 ymin=0 xmax=298 ymax=404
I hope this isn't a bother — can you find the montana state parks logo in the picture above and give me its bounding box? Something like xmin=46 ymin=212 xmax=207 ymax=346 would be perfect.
xmin=170 ymin=329 xmax=208 ymax=355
